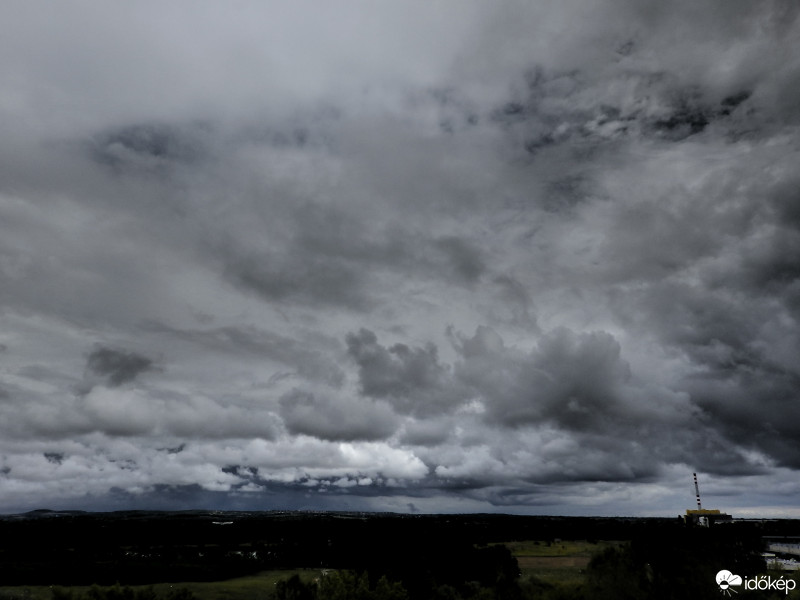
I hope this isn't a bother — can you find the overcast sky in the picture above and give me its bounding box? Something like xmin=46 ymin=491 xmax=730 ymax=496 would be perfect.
xmin=1 ymin=0 xmax=799 ymax=517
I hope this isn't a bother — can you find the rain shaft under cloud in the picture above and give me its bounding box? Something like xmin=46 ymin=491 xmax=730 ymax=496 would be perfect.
xmin=1 ymin=0 xmax=800 ymax=516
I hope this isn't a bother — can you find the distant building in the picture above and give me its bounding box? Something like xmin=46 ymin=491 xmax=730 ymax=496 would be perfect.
xmin=684 ymin=509 xmax=732 ymax=527
xmin=766 ymin=541 xmax=800 ymax=558
xmin=763 ymin=551 xmax=800 ymax=571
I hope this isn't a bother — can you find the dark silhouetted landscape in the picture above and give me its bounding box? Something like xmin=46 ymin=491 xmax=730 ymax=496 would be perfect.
xmin=2 ymin=511 xmax=797 ymax=599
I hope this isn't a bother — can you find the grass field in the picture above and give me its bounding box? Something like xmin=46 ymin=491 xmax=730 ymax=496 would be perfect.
xmin=500 ymin=539 xmax=622 ymax=585
xmin=0 ymin=570 xmax=321 ymax=600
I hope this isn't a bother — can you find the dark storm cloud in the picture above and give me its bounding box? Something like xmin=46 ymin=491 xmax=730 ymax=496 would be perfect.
xmin=455 ymin=326 xmax=632 ymax=431
xmin=346 ymin=329 xmax=443 ymax=397
xmin=85 ymin=346 xmax=155 ymax=387
xmin=681 ymin=355 xmax=800 ymax=469
xmin=340 ymin=324 xmax=763 ymax=485
xmin=44 ymin=452 xmax=64 ymax=465
xmin=490 ymin=64 xmax=757 ymax=169
xmin=346 ymin=329 xmax=463 ymax=416
xmin=596 ymin=156 xmax=800 ymax=471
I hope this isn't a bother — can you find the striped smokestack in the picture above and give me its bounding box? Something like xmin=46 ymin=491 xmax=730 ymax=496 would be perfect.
xmin=693 ymin=472 xmax=702 ymax=510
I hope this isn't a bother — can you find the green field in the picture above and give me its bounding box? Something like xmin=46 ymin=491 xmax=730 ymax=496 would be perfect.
xmin=500 ymin=539 xmax=622 ymax=585
xmin=0 ymin=570 xmax=321 ymax=600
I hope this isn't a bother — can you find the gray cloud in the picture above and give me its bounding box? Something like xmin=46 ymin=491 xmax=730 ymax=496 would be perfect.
xmin=89 ymin=122 xmax=211 ymax=175
xmin=225 ymin=250 xmax=370 ymax=310
xmin=84 ymin=346 xmax=155 ymax=388
xmin=141 ymin=322 xmax=346 ymax=387
xmin=346 ymin=329 xmax=464 ymax=417
xmin=0 ymin=0 xmax=798 ymax=516
xmin=279 ymin=388 xmax=398 ymax=442
xmin=456 ymin=327 xmax=633 ymax=431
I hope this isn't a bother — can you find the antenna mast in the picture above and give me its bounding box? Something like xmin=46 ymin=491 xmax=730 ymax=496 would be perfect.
xmin=693 ymin=472 xmax=702 ymax=510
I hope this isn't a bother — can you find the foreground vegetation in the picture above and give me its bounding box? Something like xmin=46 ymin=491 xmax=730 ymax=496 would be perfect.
xmin=3 ymin=533 xmax=797 ymax=600
xmin=3 ymin=512 xmax=799 ymax=599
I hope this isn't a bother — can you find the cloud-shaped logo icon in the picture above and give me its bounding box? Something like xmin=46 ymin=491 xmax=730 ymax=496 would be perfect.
xmin=716 ymin=570 xmax=742 ymax=595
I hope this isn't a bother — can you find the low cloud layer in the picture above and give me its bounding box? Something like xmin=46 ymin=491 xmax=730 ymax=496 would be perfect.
xmin=1 ymin=0 xmax=799 ymax=516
